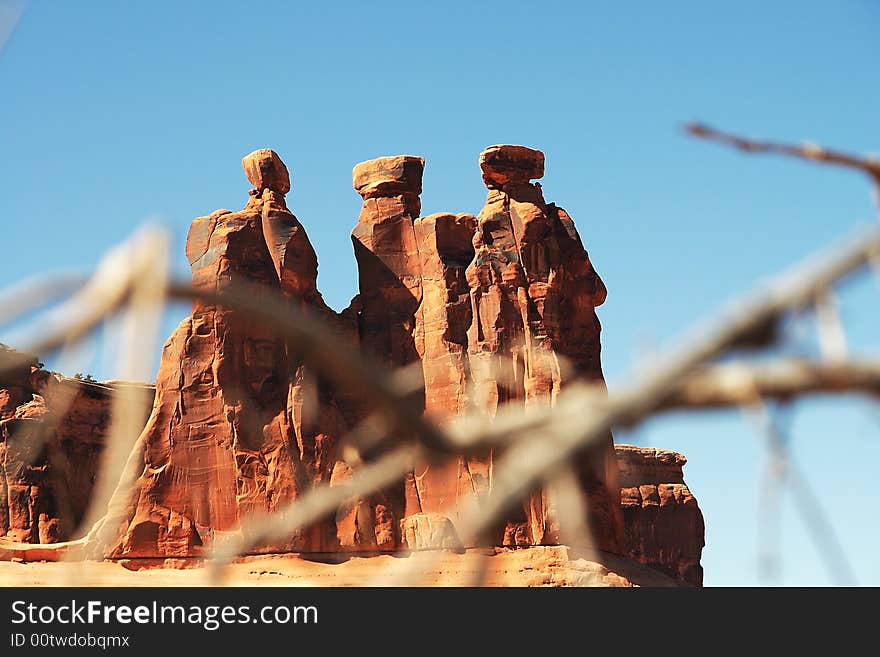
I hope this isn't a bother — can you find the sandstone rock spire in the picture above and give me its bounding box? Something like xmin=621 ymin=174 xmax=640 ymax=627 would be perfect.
xmin=346 ymin=155 xmax=426 ymax=549
xmin=466 ymin=144 xmax=624 ymax=551
xmin=351 ymin=155 xmax=425 ymax=369
xmin=108 ymin=149 xmax=346 ymax=557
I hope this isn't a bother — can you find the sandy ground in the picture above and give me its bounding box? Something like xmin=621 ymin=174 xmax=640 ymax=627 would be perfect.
xmin=0 ymin=546 xmax=680 ymax=587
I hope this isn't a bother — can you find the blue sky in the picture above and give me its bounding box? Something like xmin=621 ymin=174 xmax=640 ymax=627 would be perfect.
xmin=1 ymin=1 xmax=878 ymax=585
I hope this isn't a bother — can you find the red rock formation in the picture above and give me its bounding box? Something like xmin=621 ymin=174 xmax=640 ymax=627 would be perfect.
xmin=0 ymin=149 xmax=704 ymax=584
xmin=346 ymin=155 xmax=427 ymax=550
xmin=0 ymin=396 xmax=59 ymax=543
xmin=344 ymin=147 xmax=623 ymax=555
xmin=616 ymin=444 xmax=705 ymax=586
xmin=413 ymin=212 xmax=477 ymax=420
xmin=465 ymin=145 xmax=623 ymax=552
xmin=348 ymin=157 xmax=501 ymax=549
xmin=351 ymin=155 xmax=425 ymax=370
xmin=405 ymin=212 xmax=483 ymax=536
xmin=0 ymin=345 xmax=37 ymax=420
xmin=108 ymin=149 xmax=349 ymax=558
xmin=253 ymin=151 xmax=355 ymax=552
xmin=0 ymin=347 xmax=153 ymax=543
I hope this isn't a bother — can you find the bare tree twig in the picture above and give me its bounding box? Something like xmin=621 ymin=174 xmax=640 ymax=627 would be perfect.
xmin=0 ymin=228 xmax=167 ymax=375
xmin=660 ymin=358 xmax=880 ymax=409
xmin=71 ymin=227 xmax=168 ymax=569
xmin=52 ymin=222 xmax=880 ymax=571
xmin=814 ymin=290 xmax=848 ymax=361
xmin=743 ymin=400 xmax=857 ymax=585
xmin=0 ymin=0 xmax=23 ymax=54
xmin=0 ymin=274 xmax=87 ymax=329
xmin=546 ymin=466 xmax=597 ymax=563
xmin=685 ymin=123 xmax=880 ymax=186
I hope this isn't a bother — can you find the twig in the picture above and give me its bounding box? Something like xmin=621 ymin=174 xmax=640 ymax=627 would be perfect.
xmin=0 ymin=274 xmax=87 ymax=329
xmin=0 ymin=0 xmax=23 ymax=54
xmin=8 ymin=221 xmax=880 ymax=582
xmin=546 ymin=466 xmax=597 ymax=562
xmin=75 ymin=224 xmax=880 ymax=569
xmin=71 ymin=226 xmax=168 ymax=568
xmin=814 ymin=291 xmax=848 ymax=361
xmin=0 ymin=228 xmax=168 ymax=376
xmin=659 ymin=358 xmax=880 ymax=409
xmin=743 ymin=400 xmax=857 ymax=585
xmin=685 ymin=123 xmax=880 ymax=186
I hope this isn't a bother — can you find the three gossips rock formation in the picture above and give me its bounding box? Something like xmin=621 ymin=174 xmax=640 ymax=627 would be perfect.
xmin=0 ymin=146 xmax=705 ymax=586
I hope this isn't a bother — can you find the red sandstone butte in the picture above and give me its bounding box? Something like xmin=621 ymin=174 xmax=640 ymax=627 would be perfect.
xmin=0 ymin=346 xmax=154 ymax=544
xmin=616 ymin=444 xmax=705 ymax=586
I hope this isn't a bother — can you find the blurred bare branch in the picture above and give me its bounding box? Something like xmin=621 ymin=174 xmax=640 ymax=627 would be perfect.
xmin=0 ymin=273 xmax=87 ymax=328
xmin=661 ymin=358 xmax=880 ymax=409
xmin=0 ymin=0 xmax=23 ymax=54
xmin=685 ymin=123 xmax=880 ymax=188
xmin=743 ymin=400 xmax=857 ymax=586
xmin=814 ymin=290 xmax=848 ymax=361
xmin=72 ymin=226 xmax=169 ymax=568
xmin=443 ymin=226 xmax=880 ymax=552
xmin=0 ymin=228 xmax=167 ymax=376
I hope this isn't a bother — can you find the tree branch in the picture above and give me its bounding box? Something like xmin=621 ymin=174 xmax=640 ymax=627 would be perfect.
xmin=660 ymin=358 xmax=880 ymax=410
xmin=685 ymin=123 xmax=880 ymax=186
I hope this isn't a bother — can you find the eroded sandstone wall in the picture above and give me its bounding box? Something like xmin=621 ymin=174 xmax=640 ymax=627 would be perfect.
xmin=617 ymin=444 xmax=705 ymax=586
xmin=0 ymin=347 xmax=153 ymax=543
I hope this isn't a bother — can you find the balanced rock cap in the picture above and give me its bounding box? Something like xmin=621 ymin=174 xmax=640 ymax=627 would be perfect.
xmin=242 ymin=148 xmax=291 ymax=194
xmin=353 ymin=155 xmax=424 ymax=199
xmin=479 ymin=144 xmax=544 ymax=188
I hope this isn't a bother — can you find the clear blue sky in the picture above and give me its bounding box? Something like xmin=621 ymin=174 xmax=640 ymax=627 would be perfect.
xmin=1 ymin=0 xmax=878 ymax=586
